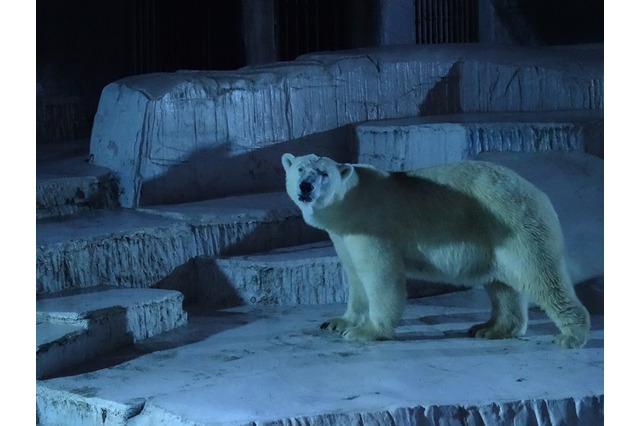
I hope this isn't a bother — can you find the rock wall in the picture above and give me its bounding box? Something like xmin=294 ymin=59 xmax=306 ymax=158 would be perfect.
xmin=90 ymin=44 xmax=603 ymax=208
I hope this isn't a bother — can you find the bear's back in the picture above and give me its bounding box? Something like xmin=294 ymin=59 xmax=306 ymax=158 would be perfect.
xmin=398 ymin=160 xmax=559 ymax=234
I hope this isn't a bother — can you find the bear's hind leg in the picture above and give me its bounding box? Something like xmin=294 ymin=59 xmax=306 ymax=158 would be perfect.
xmin=525 ymin=274 xmax=590 ymax=349
xmin=469 ymin=280 xmax=528 ymax=340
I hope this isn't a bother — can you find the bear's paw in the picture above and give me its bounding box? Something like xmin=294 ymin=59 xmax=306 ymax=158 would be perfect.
xmin=554 ymin=333 xmax=588 ymax=349
xmin=468 ymin=321 xmax=525 ymax=340
xmin=320 ymin=317 xmax=352 ymax=332
xmin=341 ymin=322 xmax=395 ymax=342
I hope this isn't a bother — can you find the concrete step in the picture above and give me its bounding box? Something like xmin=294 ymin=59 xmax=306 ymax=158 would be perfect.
xmin=90 ymin=43 xmax=602 ymax=208
xmin=36 ymin=150 xmax=119 ymax=219
xmin=36 ymin=288 xmax=604 ymax=425
xmin=36 ymin=288 xmax=187 ymax=380
xmin=197 ymin=241 xmax=461 ymax=308
xmin=197 ymin=241 xmax=345 ymax=307
xmin=355 ymin=110 xmax=603 ymax=172
xmin=36 ymin=192 xmax=326 ymax=296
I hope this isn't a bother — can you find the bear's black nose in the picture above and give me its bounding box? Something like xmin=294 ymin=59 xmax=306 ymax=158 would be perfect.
xmin=298 ymin=181 xmax=314 ymax=202
xmin=299 ymin=181 xmax=314 ymax=194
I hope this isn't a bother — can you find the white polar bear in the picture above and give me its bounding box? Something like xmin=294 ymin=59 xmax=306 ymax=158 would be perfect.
xmin=281 ymin=153 xmax=590 ymax=349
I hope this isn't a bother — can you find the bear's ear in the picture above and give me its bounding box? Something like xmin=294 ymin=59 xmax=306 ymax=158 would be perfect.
xmin=338 ymin=163 xmax=354 ymax=181
xmin=281 ymin=153 xmax=295 ymax=169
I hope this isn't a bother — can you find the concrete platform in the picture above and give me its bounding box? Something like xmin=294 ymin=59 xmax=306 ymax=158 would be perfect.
xmin=90 ymin=44 xmax=602 ymax=208
xmin=35 ymin=150 xmax=602 ymax=391
xmin=356 ymin=110 xmax=604 ymax=171
xmin=37 ymin=288 xmax=187 ymax=379
xmin=197 ymin=241 xmax=346 ymax=307
xmin=36 ymin=288 xmax=604 ymax=425
xmin=36 ymin=152 xmax=119 ymax=219
xmin=36 ymin=192 xmax=325 ymax=295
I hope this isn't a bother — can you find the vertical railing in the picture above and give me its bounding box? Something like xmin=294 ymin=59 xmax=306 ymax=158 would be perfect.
xmin=415 ymin=0 xmax=478 ymax=44
xmin=275 ymin=0 xmax=350 ymax=61
xmin=132 ymin=0 xmax=244 ymax=74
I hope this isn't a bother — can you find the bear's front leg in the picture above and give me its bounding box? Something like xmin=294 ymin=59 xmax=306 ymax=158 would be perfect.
xmin=336 ymin=235 xmax=406 ymax=342
xmin=321 ymin=234 xmax=369 ymax=333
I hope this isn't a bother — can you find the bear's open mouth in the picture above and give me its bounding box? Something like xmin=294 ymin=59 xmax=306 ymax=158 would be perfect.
xmin=298 ymin=194 xmax=312 ymax=203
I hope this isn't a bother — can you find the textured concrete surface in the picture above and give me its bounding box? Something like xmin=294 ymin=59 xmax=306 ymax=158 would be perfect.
xmin=36 ymin=192 xmax=325 ymax=295
xmin=37 ymin=209 xmax=187 ymax=294
xmin=34 ymin=151 xmax=603 ymax=423
xmin=37 ymin=288 xmax=187 ymax=379
xmin=197 ymin=242 xmax=456 ymax=309
xmin=90 ymin=44 xmax=602 ymax=207
xmin=356 ymin=110 xmax=603 ymax=171
xmin=36 ymin=288 xmax=604 ymax=425
xmin=36 ymin=154 xmax=119 ymax=219
xmin=198 ymin=241 xmax=346 ymax=307
xmin=36 ymin=151 xmax=602 ymax=307
xmin=37 ymin=68 xmax=604 ymax=421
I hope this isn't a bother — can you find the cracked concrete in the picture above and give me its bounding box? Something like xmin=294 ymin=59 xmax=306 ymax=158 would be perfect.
xmin=37 ymin=288 xmax=604 ymax=425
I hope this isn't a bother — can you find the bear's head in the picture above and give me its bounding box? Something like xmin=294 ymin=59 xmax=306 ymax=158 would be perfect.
xmin=281 ymin=153 xmax=355 ymax=211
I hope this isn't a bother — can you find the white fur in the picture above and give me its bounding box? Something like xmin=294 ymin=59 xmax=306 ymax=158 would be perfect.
xmin=281 ymin=153 xmax=590 ymax=348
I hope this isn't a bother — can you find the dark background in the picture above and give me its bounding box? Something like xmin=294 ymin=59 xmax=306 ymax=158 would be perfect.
xmin=36 ymin=0 xmax=603 ymax=145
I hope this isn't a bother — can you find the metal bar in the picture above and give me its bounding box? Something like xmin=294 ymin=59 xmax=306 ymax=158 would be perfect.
xmin=429 ymin=0 xmax=435 ymax=43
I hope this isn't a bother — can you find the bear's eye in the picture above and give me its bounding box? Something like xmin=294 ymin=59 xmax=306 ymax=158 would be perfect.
xmin=298 ymin=167 xmax=304 ymax=173
xmin=319 ymin=171 xmax=328 ymax=178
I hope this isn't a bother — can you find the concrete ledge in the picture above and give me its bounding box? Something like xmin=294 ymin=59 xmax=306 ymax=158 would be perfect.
xmin=36 ymin=288 xmax=604 ymax=425
xmin=198 ymin=242 xmax=346 ymax=307
xmin=129 ymin=396 xmax=603 ymax=426
xmin=36 ymin=192 xmax=325 ymax=295
xmin=90 ymin=44 xmax=602 ymax=208
xmin=36 ymin=386 xmax=144 ymax=426
xmin=36 ymin=288 xmax=187 ymax=379
xmin=37 ymin=209 xmax=186 ymax=294
xmin=36 ymin=155 xmax=119 ymax=219
xmin=356 ymin=110 xmax=603 ymax=171
xmin=198 ymin=241 xmax=461 ymax=308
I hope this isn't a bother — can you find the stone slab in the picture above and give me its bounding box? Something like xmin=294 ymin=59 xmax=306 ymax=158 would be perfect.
xmin=36 ymin=288 xmax=604 ymax=425
xmin=198 ymin=241 xmax=461 ymax=308
xmin=36 ymin=322 xmax=85 ymax=348
xmin=37 ymin=209 xmax=186 ymax=294
xmin=36 ymin=192 xmax=325 ymax=295
xmin=36 ymin=154 xmax=119 ymax=219
xmin=356 ymin=110 xmax=603 ymax=171
xmin=36 ymin=288 xmax=187 ymax=379
xmin=90 ymin=44 xmax=602 ymax=208
xmin=299 ymin=44 xmax=603 ymax=115
xmin=137 ymin=191 xmax=302 ymax=225
xmin=198 ymin=241 xmax=346 ymax=307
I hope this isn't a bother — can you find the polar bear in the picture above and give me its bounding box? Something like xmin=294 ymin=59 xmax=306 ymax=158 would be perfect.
xmin=281 ymin=153 xmax=590 ymax=349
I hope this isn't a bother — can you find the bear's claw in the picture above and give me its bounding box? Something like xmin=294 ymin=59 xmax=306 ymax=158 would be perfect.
xmin=468 ymin=321 xmax=523 ymax=340
xmin=320 ymin=322 xmax=333 ymax=330
xmin=341 ymin=324 xmax=395 ymax=341
xmin=554 ymin=333 xmax=587 ymax=349
xmin=320 ymin=317 xmax=352 ymax=333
